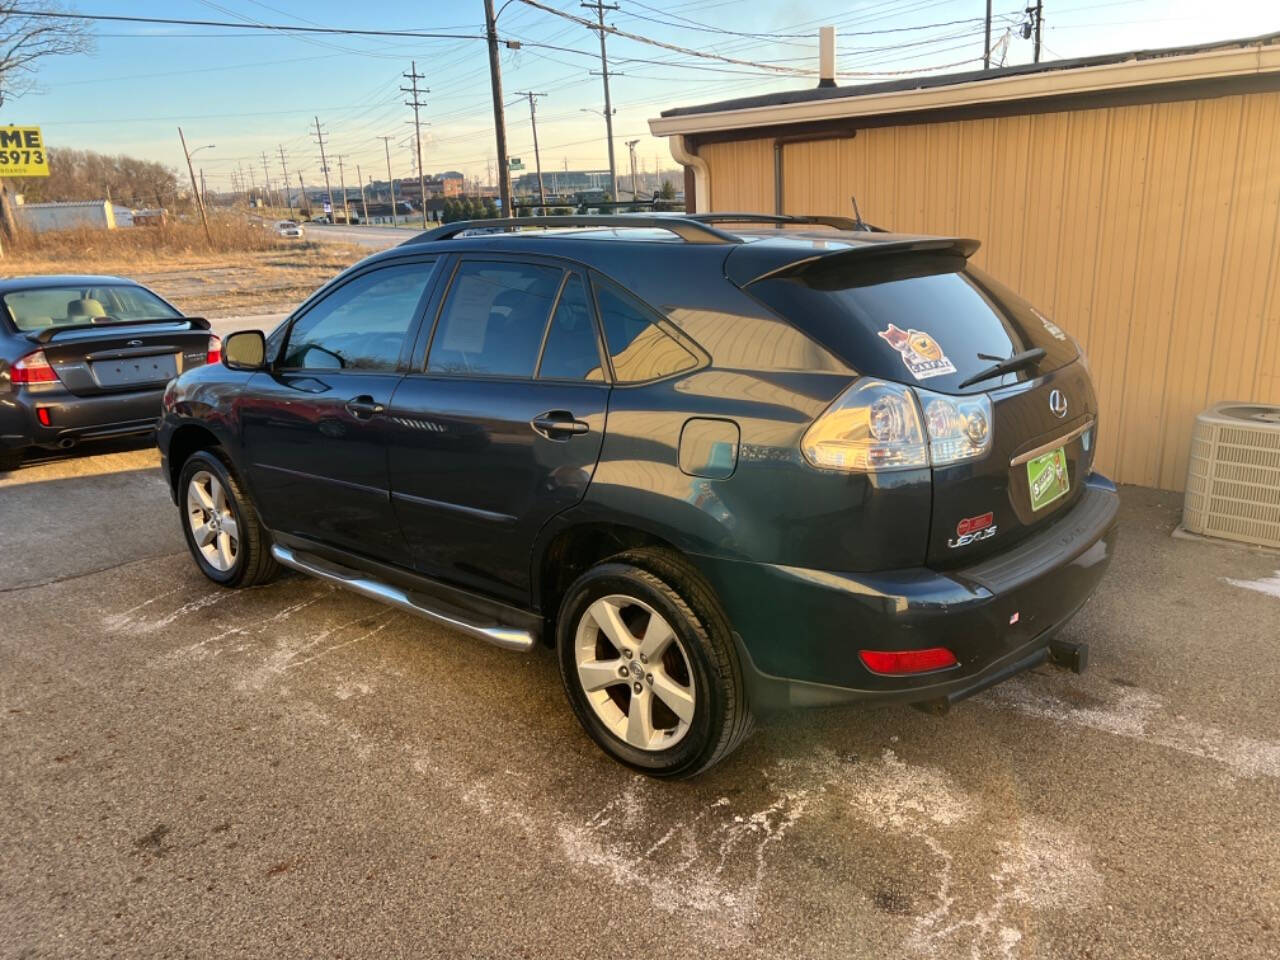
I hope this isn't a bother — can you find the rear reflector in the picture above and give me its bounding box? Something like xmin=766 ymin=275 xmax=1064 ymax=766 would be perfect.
xmin=11 ymin=349 xmax=59 ymax=385
xmin=859 ymin=647 xmax=958 ymax=675
xmin=206 ymin=334 xmax=222 ymax=365
xmin=36 ymin=407 xmax=51 ymax=426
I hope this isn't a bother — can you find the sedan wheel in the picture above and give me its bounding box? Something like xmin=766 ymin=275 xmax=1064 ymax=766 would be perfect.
xmin=186 ymin=469 xmax=239 ymax=572
xmin=574 ymin=593 xmax=698 ymax=751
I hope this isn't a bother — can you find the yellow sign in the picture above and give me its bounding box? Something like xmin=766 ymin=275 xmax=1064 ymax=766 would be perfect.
xmin=0 ymin=126 xmax=48 ymax=177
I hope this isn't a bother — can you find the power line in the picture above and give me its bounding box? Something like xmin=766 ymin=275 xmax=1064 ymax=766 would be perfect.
xmin=520 ymin=0 xmax=814 ymax=75
xmin=7 ymin=8 xmax=486 ymax=40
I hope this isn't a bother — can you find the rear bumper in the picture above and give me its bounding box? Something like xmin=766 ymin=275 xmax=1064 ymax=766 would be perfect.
xmin=0 ymin=384 xmax=163 ymax=450
xmin=691 ymin=473 xmax=1119 ymax=710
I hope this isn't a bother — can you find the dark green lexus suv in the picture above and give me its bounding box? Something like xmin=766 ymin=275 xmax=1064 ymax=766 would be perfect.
xmin=158 ymin=214 xmax=1117 ymax=777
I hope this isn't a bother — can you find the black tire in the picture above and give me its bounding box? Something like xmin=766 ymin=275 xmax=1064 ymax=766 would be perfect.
xmin=0 ymin=448 xmax=22 ymax=473
xmin=556 ymin=547 xmax=753 ymax=778
xmin=177 ymin=449 xmax=279 ymax=588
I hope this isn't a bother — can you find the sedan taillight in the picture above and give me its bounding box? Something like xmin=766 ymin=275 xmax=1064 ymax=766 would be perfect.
xmin=206 ymin=334 xmax=222 ymax=365
xmin=10 ymin=349 xmax=60 ymax=385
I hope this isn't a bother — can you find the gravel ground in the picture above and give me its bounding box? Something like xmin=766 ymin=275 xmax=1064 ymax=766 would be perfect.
xmin=1 ymin=447 xmax=1277 ymax=959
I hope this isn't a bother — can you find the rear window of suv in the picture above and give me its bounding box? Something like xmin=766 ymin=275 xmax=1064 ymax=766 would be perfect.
xmin=746 ymin=258 xmax=1079 ymax=394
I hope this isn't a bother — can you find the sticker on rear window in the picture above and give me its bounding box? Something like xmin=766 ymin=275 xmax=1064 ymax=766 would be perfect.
xmin=877 ymin=323 xmax=957 ymax=381
xmin=1031 ymin=307 xmax=1068 ymax=341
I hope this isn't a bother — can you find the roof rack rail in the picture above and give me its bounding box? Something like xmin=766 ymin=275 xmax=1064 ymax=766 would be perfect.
xmin=403 ymin=215 xmax=742 ymax=246
xmin=686 ymin=212 xmax=884 ymax=232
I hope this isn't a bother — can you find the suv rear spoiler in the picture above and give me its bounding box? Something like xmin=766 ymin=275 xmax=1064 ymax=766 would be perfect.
xmin=741 ymin=237 xmax=981 ymax=286
xmin=30 ymin=315 xmax=209 ymax=344
xmin=687 ymin=212 xmax=886 ymax=233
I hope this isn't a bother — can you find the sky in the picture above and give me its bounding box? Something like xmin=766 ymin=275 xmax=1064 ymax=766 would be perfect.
xmin=12 ymin=0 xmax=1280 ymax=195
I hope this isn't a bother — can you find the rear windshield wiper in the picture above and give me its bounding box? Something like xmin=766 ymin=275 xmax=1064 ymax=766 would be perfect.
xmin=957 ymin=347 xmax=1046 ymax=389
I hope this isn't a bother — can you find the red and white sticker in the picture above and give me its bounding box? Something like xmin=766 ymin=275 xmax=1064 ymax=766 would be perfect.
xmin=948 ymin=511 xmax=997 ymax=548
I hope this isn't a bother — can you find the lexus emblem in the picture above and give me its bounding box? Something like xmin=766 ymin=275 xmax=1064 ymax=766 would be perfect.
xmin=1048 ymin=389 xmax=1068 ymax=419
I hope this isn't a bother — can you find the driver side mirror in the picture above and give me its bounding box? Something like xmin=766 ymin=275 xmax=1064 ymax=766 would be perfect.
xmin=223 ymin=330 xmax=268 ymax=371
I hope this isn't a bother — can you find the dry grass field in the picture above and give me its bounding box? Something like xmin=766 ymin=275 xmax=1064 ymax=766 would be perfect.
xmin=2 ymin=217 xmax=366 ymax=316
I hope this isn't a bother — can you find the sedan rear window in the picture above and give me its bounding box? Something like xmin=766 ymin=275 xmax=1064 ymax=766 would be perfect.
xmin=3 ymin=285 xmax=180 ymax=332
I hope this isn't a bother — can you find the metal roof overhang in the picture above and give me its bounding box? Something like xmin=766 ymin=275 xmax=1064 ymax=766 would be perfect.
xmin=648 ymin=41 xmax=1280 ymax=139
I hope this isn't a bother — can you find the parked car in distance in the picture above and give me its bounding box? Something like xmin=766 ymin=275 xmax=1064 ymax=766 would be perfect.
xmin=1 ymin=275 xmax=217 ymax=472
xmin=276 ymin=220 xmax=304 ymax=238
xmin=158 ymin=213 xmax=1118 ymax=777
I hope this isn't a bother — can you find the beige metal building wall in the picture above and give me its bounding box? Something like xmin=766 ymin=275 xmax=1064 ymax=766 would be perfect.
xmin=697 ymin=91 xmax=1280 ymax=490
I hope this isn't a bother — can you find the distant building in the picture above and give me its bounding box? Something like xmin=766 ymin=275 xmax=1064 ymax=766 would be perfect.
xmin=131 ymin=209 xmax=167 ymax=227
xmin=362 ymin=200 xmax=416 ymax=225
xmin=514 ymin=169 xmax=612 ymax=195
xmin=14 ymin=200 xmax=126 ymax=232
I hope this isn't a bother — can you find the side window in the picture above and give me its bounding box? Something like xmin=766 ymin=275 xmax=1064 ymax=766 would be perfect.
xmin=593 ymin=277 xmax=698 ymax=383
xmin=428 ymin=260 xmax=562 ymax=377
xmin=537 ymin=273 xmax=604 ymax=382
xmin=281 ymin=261 xmax=434 ymax=371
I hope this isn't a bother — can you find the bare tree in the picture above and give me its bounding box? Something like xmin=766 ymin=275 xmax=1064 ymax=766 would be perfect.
xmin=0 ymin=3 xmax=92 ymax=107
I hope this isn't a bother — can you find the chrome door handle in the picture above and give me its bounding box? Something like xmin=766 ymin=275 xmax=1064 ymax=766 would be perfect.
xmin=531 ymin=411 xmax=589 ymax=439
xmin=345 ymin=395 xmax=385 ymax=420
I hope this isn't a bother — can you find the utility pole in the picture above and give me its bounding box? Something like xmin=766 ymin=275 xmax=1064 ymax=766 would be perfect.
xmin=247 ymin=164 xmax=257 ymax=207
xmin=260 ymin=151 xmax=274 ymax=210
xmin=401 ymin=60 xmax=429 ymax=229
xmin=626 ymin=138 xmax=639 ymax=201
xmin=297 ymin=171 xmax=306 ymax=216
xmin=583 ymin=1 xmax=619 ymax=202
xmin=336 ymin=155 xmax=351 ymax=225
xmin=483 ymin=0 xmax=511 ymax=216
xmin=278 ymin=145 xmax=293 ymax=215
xmin=312 ymin=116 xmax=335 ymax=222
xmin=515 ymin=91 xmax=547 ymax=210
xmin=379 ymin=135 xmax=398 ymax=227
xmin=1033 ymin=0 xmax=1043 ymax=63
xmin=984 ymin=0 xmax=992 ymax=69
xmin=200 ymin=168 xmax=207 ymax=208
xmin=356 ymin=162 xmax=369 ymax=223
xmin=177 ymin=127 xmax=211 ymax=243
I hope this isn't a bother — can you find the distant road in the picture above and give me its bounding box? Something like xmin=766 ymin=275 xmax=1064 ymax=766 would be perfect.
xmin=305 ymin=223 xmax=415 ymax=249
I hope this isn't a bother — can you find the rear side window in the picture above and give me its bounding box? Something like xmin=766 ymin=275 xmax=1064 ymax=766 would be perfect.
xmin=428 ymin=261 xmax=562 ymax=377
xmin=746 ymin=258 xmax=1079 ymax=393
xmin=538 ymin=273 xmax=604 ymax=381
xmin=282 ymin=261 xmax=434 ymax=371
xmin=593 ymin=278 xmax=698 ymax=383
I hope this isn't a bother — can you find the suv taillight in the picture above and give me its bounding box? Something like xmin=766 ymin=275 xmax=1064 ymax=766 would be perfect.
xmin=10 ymin=349 xmax=60 ymax=385
xmin=802 ymin=378 xmax=992 ymax=473
xmin=206 ymin=334 xmax=222 ymax=365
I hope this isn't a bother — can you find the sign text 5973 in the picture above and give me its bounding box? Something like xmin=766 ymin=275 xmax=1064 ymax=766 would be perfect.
xmin=0 ymin=127 xmax=49 ymax=178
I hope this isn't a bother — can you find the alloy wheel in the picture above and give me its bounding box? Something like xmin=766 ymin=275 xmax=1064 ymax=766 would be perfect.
xmin=186 ymin=470 xmax=239 ymax=572
xmin=573 ymin=594 xmax=696 ymax=751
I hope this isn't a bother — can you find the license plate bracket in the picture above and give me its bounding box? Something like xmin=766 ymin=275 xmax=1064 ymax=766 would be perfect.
xmin=91 ymin=354 xmax=177 ymax=388
xmin=1027 ymin=446 xmax=1069 ymax=511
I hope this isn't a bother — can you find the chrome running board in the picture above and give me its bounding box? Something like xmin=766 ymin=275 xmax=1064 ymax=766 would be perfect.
xmin=270 ymin=544 xmax=535 ymax=653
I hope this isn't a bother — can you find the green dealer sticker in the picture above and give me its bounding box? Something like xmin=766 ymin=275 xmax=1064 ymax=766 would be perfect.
xmin=1027 ymin=447 xmax=1070 ymax=511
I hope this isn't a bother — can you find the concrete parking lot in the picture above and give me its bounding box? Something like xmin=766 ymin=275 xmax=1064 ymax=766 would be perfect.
xmin=2 ymin=446 xmax=1278 ymax=959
